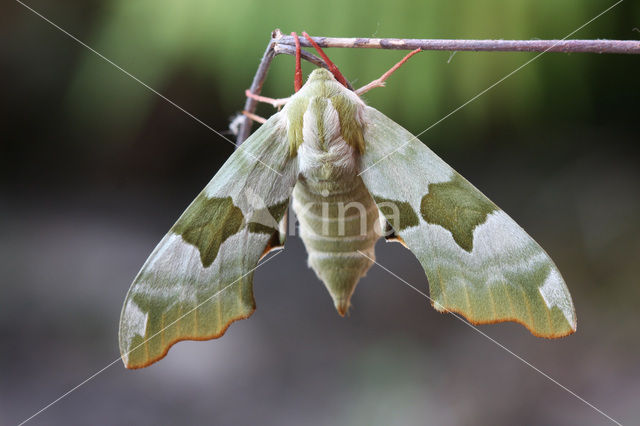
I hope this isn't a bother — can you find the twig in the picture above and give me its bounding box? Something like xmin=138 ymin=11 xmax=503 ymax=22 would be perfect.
xmin=236 ymin=30 xmax=640 ymax=145
xmin=236 ymin=34 xmax=277 ymax=145
xmin=278 ymin=35 xmax=640 ymax=54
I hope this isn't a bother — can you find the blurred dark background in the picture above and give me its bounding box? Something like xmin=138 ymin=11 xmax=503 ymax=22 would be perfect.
xmin=2 ymin=0 xmax=639 ymax=425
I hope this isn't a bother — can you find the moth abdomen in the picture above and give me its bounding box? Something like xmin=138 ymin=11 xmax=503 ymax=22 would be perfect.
xmin=292 ymin=175 xmax=379 ymax=315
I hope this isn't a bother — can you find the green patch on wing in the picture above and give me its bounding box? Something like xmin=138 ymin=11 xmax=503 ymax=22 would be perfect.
xmin=330 ymin=95 xmax=365 ymax=153
xmin=247 ymin=201 xmax=289 ymax=234
xmin=247 ymin=223 xmax=277 ymax=234
xmin=286 ymin=96 xmax=310 ymax=156
xmin=172 ymin=194 xmax=244 ymax=267
xmin=373 ymin=196 xmax=420 ymax=231
xmin=420 ymin=174 xmax=497 ymax=252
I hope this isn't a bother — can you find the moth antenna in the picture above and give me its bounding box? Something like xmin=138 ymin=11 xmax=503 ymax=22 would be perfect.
xmin=301 ymin=31 xmax=350 ymax=88
xmin=292 ymin=32 xmax=303 ymax=92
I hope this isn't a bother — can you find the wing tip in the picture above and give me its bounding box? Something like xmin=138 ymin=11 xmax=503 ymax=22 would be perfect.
xmin=430 ymin=300 xmax=577 ymax=339
xmin=120 ymin=307 xmax=256 ymax=369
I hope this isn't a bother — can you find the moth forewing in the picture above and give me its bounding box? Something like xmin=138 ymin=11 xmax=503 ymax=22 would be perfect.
xmin=359 ymin=106 xmax=576 ymax=337
xmin=118 ymin=112 xmax=297 ymax=369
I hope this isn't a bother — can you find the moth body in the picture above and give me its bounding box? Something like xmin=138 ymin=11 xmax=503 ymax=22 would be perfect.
xmin=292 ymin=176 xmax=378 ymax=315
xmin=284 ymin=70 xmax=378 ymax=315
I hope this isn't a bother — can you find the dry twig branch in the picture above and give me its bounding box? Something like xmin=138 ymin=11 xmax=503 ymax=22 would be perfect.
xmin=236 ymin=29 xmax=640 ymax=144
xmin=279 ymin=34 xmax=640 ymax=54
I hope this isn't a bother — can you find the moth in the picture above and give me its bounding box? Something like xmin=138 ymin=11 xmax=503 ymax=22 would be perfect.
xmin=119 ymin=32 xmax=576 ymax=369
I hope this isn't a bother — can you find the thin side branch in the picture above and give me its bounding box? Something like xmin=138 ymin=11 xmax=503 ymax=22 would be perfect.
xmin=277 ymin=35 xmax=640 ymax=54
xmin=273 ymin=44 xmax=329 ymax=71
xmin=236 ymin=36 xmax=277 ymax=145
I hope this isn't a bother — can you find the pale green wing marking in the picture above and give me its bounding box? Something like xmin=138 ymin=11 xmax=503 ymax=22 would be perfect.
xmin=360 ymin=106 xmax=576 ymax=337
xmin=119 ymin=112 xmax=297 ymax=368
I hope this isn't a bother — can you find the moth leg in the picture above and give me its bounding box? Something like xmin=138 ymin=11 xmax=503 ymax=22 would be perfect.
xmin=302 ymin=31 xmax=350 ymax=89
xmin=242 ymin=110 xmax=267 ymax=124
xmin=355 ymin=48 xmax=422 ymax=96
xmin=244 ymin=90 xmax=290 ymax=108
xmin=292 ymin=32 xmax=303 ymax=92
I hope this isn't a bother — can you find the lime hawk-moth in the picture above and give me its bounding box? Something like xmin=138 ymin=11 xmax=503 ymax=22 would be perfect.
xmin=119 ymin=32 xmax=576 ymax=369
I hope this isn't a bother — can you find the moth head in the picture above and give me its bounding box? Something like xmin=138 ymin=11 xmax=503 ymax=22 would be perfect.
xmin=307 ymin=68 xmax=336 ymax=83
xmin=284 ymin=79 xmax=365 ymax=157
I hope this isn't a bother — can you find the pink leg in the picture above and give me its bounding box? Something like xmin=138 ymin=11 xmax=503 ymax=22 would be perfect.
xmin=244 ymin=89 xmax=290 ymax=108
xmin=355 ymin=48 xmax=422 ymax=96
xmin=242 ymin=110 xmax=267 ymax=124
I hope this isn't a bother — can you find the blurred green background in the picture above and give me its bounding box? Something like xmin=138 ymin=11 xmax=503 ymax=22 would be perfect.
xmin=2 ymin=0 xmax=639 ymax=425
